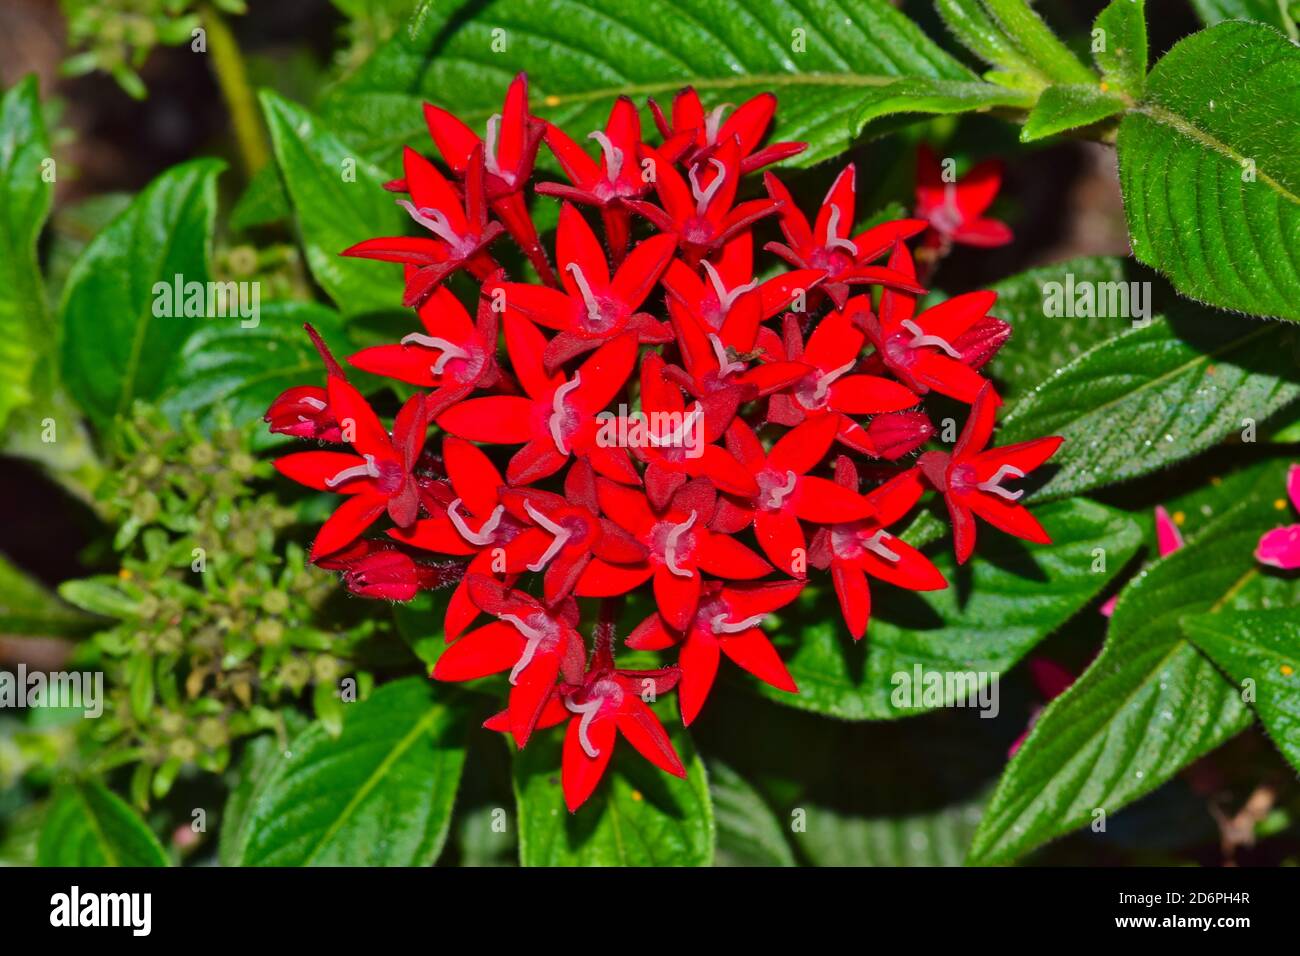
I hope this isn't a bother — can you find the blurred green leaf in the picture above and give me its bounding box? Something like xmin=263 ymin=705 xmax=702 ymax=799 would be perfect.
xmin=709 ymin=759 xmax=796 ymax=866
xmin=1190 ymin=0 xmax=1298 ymax=38
xmin=37 ymin=782 xmax=168 ymax=866
xmin=0 ymin=553 xmax=94 ymax=636
xmin=0 ymin=76 xmax=53 ymax=433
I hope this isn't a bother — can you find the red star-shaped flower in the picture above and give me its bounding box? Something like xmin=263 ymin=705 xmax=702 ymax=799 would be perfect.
xmin=647 ymin=88 xmax=805 ymax=174
xmin=918 ymin=383 xmax=1062 ymax=564
xmin=264 ymin=323 xmax=346 ymax=442
xmin=274 ymin=378 xmax=429 ymax=560
xmin=914 ymin=144 xmax=1013 ymax=251
xmin=627 ymin=579 xmax=804 ymax=724
xmin=808 ymin=459 xmax=945 ymax=639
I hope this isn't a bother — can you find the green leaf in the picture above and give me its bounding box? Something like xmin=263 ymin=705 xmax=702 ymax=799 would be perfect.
xmin=1117 ymin=21 xmax=1300 ymax=321
xmin=230 ymin=161 xmax=290 ymax=231
xmin=159 ymin=301 xmax=347 ymax=442
xmin=708 ymin=759 xmax=796 ymax=866
xmin=0 ymin=553 xmax=95 ymax=636
xmin=225 ymin=677 xmax=467 ymax=866
xmin=984 ymin=256 xmax=1131 ymax=401
xmin=1184 ymin=608 xmax=1300 ymax=775
xmin=934 ymin=0 xmax=1044 ymax=88
xmin=0 ymin=78 xmax=50 ymax=417
xmin=855 ymin=78 xmax=1033 ymax=137
xmin=321 ymin=0 xmax=1000 ymax=169
xmin=37 ymin=782 xmax=169 ymax=866
xmin=979 ymin=0 xmax=1097 ymax=86
xmin=1020 ymin=83 xmax=1127 ymax=142
xmin=59 ymin=159 xmax=223 ymax=433
xmin=58 ymin=576 xmax=142 ymax=619
xmin=1190 ymin=0 xmax=1298 ymax=39
xmin=1092 ymin=0 xmax=1147 ymax=96
xmin=260 ymin=91 xmax=406 ymax=317
xmin=968 ymin=462 xmax=1300 ymax=865
xmin=0 ymin=77 xmax=53 ymax=433
xmin=1000 ymin=307 xmax=1300 ymax=501
xmin=754 ymin=498 xmax=1141 ymax=719
xmin=513 ymin=716 xmax=714 ymax=866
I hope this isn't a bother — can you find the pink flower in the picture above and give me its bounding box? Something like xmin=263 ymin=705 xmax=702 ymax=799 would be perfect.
xmin=1255 ymin=464 xmax=1300 ymax=570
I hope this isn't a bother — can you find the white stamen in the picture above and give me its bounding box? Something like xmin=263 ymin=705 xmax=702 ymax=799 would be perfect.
xmin=564 ymin=263 xmax=604 ymax=327
xmin=646 ymin=403 xmax=703 ymax=448
xmin=484 ymin=113 xmax=503 ymax=177
xmin=324 ymin=453 xmax=380 ymax=487
xmin=901 ymin=319 xmax=962 ymax=358
xmin=688 ymin=158 xmax=726 ymax=216
xmin=301 ymin=396 xmax=327 ymax=411
xmin=447 ymin=499 xmax=505 ymax=545
xmin=812 ymin=359 xmax=856 ymax=404
xmin=565 ymin=696 xmax=604 ymax=758
xmin=396 ymin=200 xmax=464 ymax=246
xmin=502 ymin=612 xmax=548 ymax=684
xmin=862 ymin=529 xmax=900 ymax=562
xmin=523 ymin=500 xmax=572 ymax=572
xmin=549 ymin=372 xmax=582 ymax=455
xmin=708 ymin=334 xmax=746 ymax=378
xmin=399 ymin=333 xmax=472 ymax=374
xmin=588 ymin=130 xmax=624 ymax=182
xmin=710 ymin=612 xmax=765 ymax=634
xmin=664 ymin=510 xmax=698 ymax=577
xmin=764 ymin=471 xmax=798 ymax=509
xmin=701 ymin=260 xmax=757 ymax=314
xmin=978 ymin=464 xmax=1026 ymax=501
xmin=824 ymin=206 xmax=859 ymax=254
xmin=704 ymin=103 xmax=732 ymax=144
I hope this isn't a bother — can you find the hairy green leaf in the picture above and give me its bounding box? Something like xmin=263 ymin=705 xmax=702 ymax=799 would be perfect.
xmin=322 ymin=0 xmax=1002 ymax=169
xmin=261 ymin=92 xmax=405 ymax=316
xmin=969 ymin=462 xmax=1300 ymax=864
xmin=1020 ymin=84 xmax=1127 ymax=142
xmin=1184 ymin=608 xmax=1300 ymax=775
xmin=754 ymin=498 xmax=1140 ymax=719
xmin=60 ymin=159 xmax=223 ymax=433
xmin=1092 ymin=0 xmax=1147 ymax=96
xmin=513 ymin=717 xmax=714 ymax=866
xmin=1118 ymin=21 xmax=1300 ymax=320
xmin=37 ymin=782 xmax=168 ymax=867
xmin=1000 ymin=308 xmax=1300 ymax=501
xmin=226 ymin=678 xmax=466 ymax=866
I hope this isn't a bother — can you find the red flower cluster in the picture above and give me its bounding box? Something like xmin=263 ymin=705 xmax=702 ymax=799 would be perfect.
xmin=266 ymin=76 xmax=1061 ymax=810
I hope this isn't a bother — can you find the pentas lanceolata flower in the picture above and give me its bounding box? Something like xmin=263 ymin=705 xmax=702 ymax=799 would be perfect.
xmin=265 ymin=82 xmax=1064 ymax=809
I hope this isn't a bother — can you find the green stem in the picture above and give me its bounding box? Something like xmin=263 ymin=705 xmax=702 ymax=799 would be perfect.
xmin=202 ymin=4 xmax=270 ymax=178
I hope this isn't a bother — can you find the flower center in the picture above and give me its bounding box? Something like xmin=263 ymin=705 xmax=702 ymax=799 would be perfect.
xmin=756 ymin=469 xmax=798 ymax=510
xmin=688 ymin=158 xmax=726 ymax=216
xmin=396 ymin=200 xmax=473 ymax=254
xmin=565 ymin=679 xmax=623 ymax=757
xmin=977 ymin=464 xmax=1027 ymax=501
xmin=548 ymin=372 xmax=583 ymax=455
xmin=523 ymin=500 xmax=573 ymax=572
xmin=564 ymin=263 xmax=622 ymax=333
xmin=324 ymin=453 xmax=380 ymax=488
xmin=588 ymin=130 xmax=624 ymax=183
xmin=660 ymin=510 xmax=698 ymax=577
xmin=704 ymin=103 xmax=732 ymax=144
xmin=795 ymin=359 xmax=855 ymax=410
xmin=500 ymin=611 xmax=558 ymax=684
xmin=823 ymin=205 xmax=858 ymax=255
xmin=900 ymin=319 xmax=961 ymax=358
xmin=399 ymin=333 xmax=473 ymax=374
xmin=701 ymin=261 xmax=757 ymax=319
xmin=447 ymin=499 xmax=505 ymax=545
